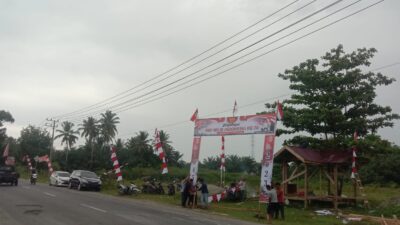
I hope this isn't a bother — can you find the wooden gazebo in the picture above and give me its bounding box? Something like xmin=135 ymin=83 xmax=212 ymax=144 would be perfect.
xmin=274 ymin=146 xmax=360 ymax=209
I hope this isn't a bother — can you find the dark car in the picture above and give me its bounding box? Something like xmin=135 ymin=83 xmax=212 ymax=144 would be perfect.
xmin=0 ymin=166 xmax=19 ymax=186
xmin=68 ymin=170 xmax=101 ymax=191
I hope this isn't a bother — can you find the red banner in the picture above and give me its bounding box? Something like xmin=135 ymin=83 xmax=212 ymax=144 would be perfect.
xmin=259 ymin=135 xmax=276 ymax=203
xmin=190 ymin=137 xmax=201 ymax=183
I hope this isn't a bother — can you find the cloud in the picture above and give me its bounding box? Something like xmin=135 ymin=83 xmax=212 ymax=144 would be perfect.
xmin=0 ymin=0 xmax=399 ymax=162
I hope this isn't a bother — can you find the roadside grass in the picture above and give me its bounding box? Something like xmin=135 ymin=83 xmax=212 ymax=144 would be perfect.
xmin=16 ymin=165 xmax=398 ymax=224
xmin=100 ymin=178 xmax=379 ymax=225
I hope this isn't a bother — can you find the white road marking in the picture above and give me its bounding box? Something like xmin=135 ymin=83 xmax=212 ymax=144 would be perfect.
xmin=80 ymin=204 xmax=107 ymax=213
xmin=22 ymin=186 xmax=31 ymax=189
xmin=43 ymin=192 xmax=56 ymax=197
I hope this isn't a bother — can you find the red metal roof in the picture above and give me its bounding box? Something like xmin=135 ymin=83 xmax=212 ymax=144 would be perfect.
xmin=274 ymin=146 xmax=352 ymax=164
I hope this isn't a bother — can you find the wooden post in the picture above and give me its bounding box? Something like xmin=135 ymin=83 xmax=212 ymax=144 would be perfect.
xmin=282 ymin=161 xmax=288 ymax=195
xmin=304 ymin=164 xmax=308 ymax=209
xmin=333 ymin=165 xmax=338 ymax=210
xmin=353 ymin=179 xmax=357 ymax=206
xmin=319 ymin=166 xmax=322 ymax=196
xmin=327 ymin=166 xmax=331 ymax=195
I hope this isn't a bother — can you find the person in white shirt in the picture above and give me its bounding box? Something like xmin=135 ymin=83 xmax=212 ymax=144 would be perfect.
xmin=238 ymin=178 xmax=246 ymax=201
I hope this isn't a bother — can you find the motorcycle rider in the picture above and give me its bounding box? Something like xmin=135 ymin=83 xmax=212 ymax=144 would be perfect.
xmin=30 ymin=169 xmax=38 ymax=185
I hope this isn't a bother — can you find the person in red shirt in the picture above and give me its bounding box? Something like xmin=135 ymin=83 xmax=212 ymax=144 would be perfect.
xmin=274 ymin=182 xmax=285 ymax=219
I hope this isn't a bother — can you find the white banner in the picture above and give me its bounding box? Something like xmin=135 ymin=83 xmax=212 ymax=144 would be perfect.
xmin=189 ymin=137 xmax=201 ymax=183
xmin=259 ymin=135 xmax=276 ymax=203
xmin=194 ymin=113 xmax=276 ymax=137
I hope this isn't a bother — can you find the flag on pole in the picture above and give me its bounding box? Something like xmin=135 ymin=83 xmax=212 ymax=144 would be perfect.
xmin=154 ymin=129 xmax=168 ymax=174
xmin=110 ymin=146 xmax=123 ymax=182
xmin=351 ymin=131 xmax=358 ymax=179
xmin=276 ymin=101 xmax=283 ymax=121
xmin=190 ymin=108 xmax=198 ymax=122
xmin=232 ymin=100 xmax=238 ymax=116
xmin=220 ymin=136 xmax=225 ymax=171
xmin=2 ymin=143 xmax=9 ymax=158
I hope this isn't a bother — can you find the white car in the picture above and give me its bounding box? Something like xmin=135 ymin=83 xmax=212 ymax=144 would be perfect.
xmin=49 ymin=171 xmax=70 ymax=187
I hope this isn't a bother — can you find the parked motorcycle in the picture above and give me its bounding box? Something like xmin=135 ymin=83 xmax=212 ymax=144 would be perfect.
xmin=167 ymin=183 xmax=175 ymax=196
xmin=142 ymin=180 xmax=165 ymax=194
xmin=118 ymin=183 xmax=141 ymax=195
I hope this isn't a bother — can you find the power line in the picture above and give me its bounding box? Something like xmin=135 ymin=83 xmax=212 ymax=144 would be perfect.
xmin=117 ymin=92 xmax=292 ymax=138
xmin=70 ymin=0 xmax=385 ymax=140
xmin=56 ymin=0 xmax=317 ymax=120
xmin=52 ymin=0 xmax=301 ymax=119
xmin=371 ymin=62 xmax=400 ymax=71
xmin=68 ymin=0 xmax=365 ymax=122
xmin=69 ymin=0 xmax=384 ymax=124
xmin=62 ymin=0 xmax=346 ymax=121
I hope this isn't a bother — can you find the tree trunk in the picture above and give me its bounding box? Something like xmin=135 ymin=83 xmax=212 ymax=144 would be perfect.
xmin=66 ymin=144 xmax=69 ymax=170
xmin=90 ymin=139 xmax=94 ymax=169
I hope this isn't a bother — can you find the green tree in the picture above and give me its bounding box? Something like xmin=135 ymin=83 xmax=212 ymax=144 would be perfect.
xmin=99 ymin=110 xmax=119 ymax=145
xmin=202 ymin=156 xmax=219 ymax=170
xmin=0 ymin=110 xmax=14 ymax=147
xmin=357 ymin=135 xmax=400 ymax=185
xmin=158 ymin=130 xmax=183 ymax=167
xmin=80 ymin=116 xmax=99 ymax=168
xmin=55 ymin=121 xmax=79 ymax=167
xmin=272 ymin=45 xmax=399 ymax=148
xmin=18 ymin=125 xmax=51 ymax=160
xmin=124 ymin=131 xmax=158 ymax=167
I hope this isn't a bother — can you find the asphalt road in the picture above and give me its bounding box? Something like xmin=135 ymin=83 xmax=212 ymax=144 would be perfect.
xmin=0 ymin=180 xmax=258 ymax=225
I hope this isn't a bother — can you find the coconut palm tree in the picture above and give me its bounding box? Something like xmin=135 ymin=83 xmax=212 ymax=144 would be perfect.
xmin=55 ymin=121 xmax=79 ymax=167
xmin=80 ymin=116 xmax=99 ymax=168
xmin=125 ymin=131 xmax=157 ymax=167
xmin=99 ymin=110 xmax=120 ymax=145
xmin=157 ymin=130 xmax=182 ymax=166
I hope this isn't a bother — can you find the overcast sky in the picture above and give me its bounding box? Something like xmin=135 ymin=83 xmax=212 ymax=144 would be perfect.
xmin=1 ymin=0 xmax=399 ymax=162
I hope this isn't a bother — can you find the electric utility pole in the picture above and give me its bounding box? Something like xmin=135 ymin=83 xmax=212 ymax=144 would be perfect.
xmin=45 ymin=118 xmax=59 ymax=161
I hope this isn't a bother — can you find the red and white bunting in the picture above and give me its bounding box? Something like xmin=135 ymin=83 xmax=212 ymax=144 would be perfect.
xmin=351 ymin=131 xmax=358 ymax=179
xmin=24 ymin=155 xmax=33 ymax=171
xmin=276 ymin=101 xmax=283 ymax=121
xmin=220 ymin=136 xmax=225 ymax=171
xmin=110 ymin=146 xmax=123 ymax=182
xmin=208 ymin=191 xmax=226 ymax=203
xmin=154 ymin=129 xmax=168 ymax=174
xmin=38 ymin=155 xmax=54 ymax=173
xmin=2 ymin=143 xmax=9 ymax=158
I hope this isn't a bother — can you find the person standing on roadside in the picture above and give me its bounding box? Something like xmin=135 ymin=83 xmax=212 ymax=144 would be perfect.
xmin=198 ymin=178 xmax=209 ymax=208
xmin=181 ymin=177 xmax=189 ymax=207
xmin=238 ymin=178 xmax=247 ymax=201
xmin=274 ymin=182 xmax=285 ymax=220
xmin=263 ymin=184 xmax=278 ymax=224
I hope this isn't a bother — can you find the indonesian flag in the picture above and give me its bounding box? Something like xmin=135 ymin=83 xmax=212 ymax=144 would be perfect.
xmin=190 ymin=108 xmax=198 ymax=122
xmin=276 ymin=101 xmax=283 ymax=121
xmin=233 ymin=100 xmax=238 ymax=116
xmin=154 ymin=129 xmax=168 ymax=174
xmin=2 ymin=143 xmax=9 ymax=158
